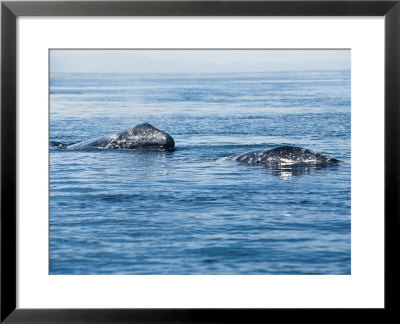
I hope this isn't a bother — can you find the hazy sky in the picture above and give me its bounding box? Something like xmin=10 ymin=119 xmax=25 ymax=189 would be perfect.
xmin=50 ymin=49 xmax=350 ymax=73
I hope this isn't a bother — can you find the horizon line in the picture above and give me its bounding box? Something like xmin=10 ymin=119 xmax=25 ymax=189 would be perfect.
xmin=50 ymin=69 xmax=351 ymax=75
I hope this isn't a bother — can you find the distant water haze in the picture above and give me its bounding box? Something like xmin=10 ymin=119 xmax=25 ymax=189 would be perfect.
xmin=50 ymin=49 xmax=350 ymax=74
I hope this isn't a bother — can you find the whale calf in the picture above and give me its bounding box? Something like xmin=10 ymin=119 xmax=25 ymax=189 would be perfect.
xmin=52 ymin=123 xmax=175 ymax=151
xmin=226 ymin=146 xmax=340 ymax=167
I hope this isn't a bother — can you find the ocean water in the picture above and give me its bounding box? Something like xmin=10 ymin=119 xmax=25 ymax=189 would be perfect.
xmin=49 ymin=71 xmax=351 ymax=275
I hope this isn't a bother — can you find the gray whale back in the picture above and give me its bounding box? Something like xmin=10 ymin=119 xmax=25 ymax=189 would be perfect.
xmin=228 ymin=146 xmax=340 ymax=166
xmin=65 ymin=123 xmax=175 ymax=151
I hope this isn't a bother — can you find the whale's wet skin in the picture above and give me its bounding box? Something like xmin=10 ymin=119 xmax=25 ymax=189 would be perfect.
xmin=54 ymin=126 xmax=339 ymax=169
xmin=52 ymin=123 xmax=175 ymax=151
xmin=225 ymin=146 xmax=340 ymax=167
xmin=50 ymin=71 xmax=351 ymax=275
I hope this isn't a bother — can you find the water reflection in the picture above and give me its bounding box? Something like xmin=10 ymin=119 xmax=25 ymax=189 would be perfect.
xmin=269 ymin=163 xmax=341 ymax=179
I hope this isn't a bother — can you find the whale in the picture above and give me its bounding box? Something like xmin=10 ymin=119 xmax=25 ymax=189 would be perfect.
xmin=51 ymin=123 xmax=175 ymax=151
xmin=225 ymin=145 xmax=340 ymax=167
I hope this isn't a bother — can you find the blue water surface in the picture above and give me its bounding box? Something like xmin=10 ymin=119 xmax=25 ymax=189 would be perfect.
xmin=50 ymin=71 xmax=351 ymax=275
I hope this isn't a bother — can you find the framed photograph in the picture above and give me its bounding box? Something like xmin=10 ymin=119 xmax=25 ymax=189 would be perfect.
xmin=1 ymin=0 xmax=399 ymax=322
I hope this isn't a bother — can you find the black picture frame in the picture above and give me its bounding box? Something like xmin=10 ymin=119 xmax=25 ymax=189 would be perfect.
xmin=1 ymin=0 xmax=399 ymax=322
